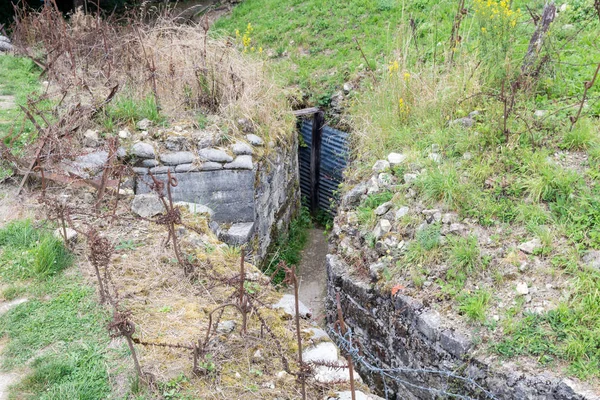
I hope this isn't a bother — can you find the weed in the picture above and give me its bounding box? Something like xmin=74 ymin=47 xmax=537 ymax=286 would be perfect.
xmin=32 ymin=236 xmax=73 ymax=277
xmin=115 ymin=239 xmax=143 ymax=251
xmin=561 ymin=118 xmax=598 ymax=150
xmin=265 ymin=207 xmax=312 ymax=283
xmin=458 ymin=290 xmax=491 ymax=323
xmin=448 ymin=235 xmax=481 ymax=275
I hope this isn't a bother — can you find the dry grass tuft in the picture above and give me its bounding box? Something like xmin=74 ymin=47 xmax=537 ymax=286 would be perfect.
xmin=12 ymin=4 xmax=295 ymax=144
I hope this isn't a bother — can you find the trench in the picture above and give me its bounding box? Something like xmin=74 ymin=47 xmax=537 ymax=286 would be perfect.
xmin=287 ymin=228 xmax=329 ymax=321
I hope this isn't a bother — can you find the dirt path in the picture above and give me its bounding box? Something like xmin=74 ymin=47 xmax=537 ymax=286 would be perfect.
xmin=293 ymin=228 xmax=329 ymax=323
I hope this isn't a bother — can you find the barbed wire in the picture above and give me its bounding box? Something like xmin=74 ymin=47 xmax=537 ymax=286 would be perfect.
xmin=327 ymin=326 xmax=499 ymax=400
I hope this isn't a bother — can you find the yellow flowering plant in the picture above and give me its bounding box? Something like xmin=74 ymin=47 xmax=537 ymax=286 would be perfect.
xmin=474 ymin=0 xmax=521 ymax=76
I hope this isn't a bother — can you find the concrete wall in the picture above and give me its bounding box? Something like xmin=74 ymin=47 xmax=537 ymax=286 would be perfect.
xmin=132 ymin=133 xmax=299 ymax=266
xmin=326 ymin=254 xmax=597 ymax=400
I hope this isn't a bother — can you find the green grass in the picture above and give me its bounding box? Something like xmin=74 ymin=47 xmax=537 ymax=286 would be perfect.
xmin=97 ymin=93 xmax=164 ymax=132
xmin=495 ymin=271 xmax=600 ymax=379
xmin=458 ymin=290 xmax=491 ymax=323
xmin=0 ymin=220 xmax=119 ymax=399
xmin=448 ymin=235 xmax=481 ymax=275
xmin=357 ymin=191 xmax=394 ymax=227
xmin=0 ymin=55 xmax=46 ymax=178
xmin=213 ymin=0 xmax=459 ymax=105
xmin=264 ymin=207 xmax=313 ymax=283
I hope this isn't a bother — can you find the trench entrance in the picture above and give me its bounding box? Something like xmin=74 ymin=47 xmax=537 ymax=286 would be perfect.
xmin=292 ymin=111 xmax=349 ymax=321
xmin=297 ymin=111 xmax=349 ymax=216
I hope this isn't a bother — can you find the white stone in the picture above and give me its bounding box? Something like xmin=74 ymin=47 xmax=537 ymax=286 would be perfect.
xmin=132 ymin=142 xmax=155 ymax=159
xmin=224 ymin=155 xmax=253 ymax=170
xmin=516 ymin=281 xmax=529 ymax=295
xmin=83 ymin=129 xmax=100 ymax=147
xmin=302 ymin=342 xmax=338 ymax=363
xmin=519 ymin=238 xmax=542 ymax=254
xmin=136 ymin=118 xmax=152 ymax=130
xmin=118 ymin=129 xmax=131 ymax=139
xmin=372 ymin=160 xmax=390 ymax=172
xmin=246 ymin=134 xmax=264 ymax=146
xmin=387 ymin=152 xmax=406 ymax=165
xmin=330 ymin=390 xmax=382 ymax=400
xmin=159 ymin=151 xmax=195 ymax=166
xmin=231 ymin=142 xmax=254 ymax=155
xmin=343 ymin=82 xmax=354 ymax=94
xmin=53 ymin=227 xmax=78 ymax=244
xmin=403 ymin=173 xmax=418 ymax=184
xmin=377 ymin=172 xmax=393 ymax=187
xmin=131 ymin=194 xmax=165 ymax=218
xmin=374 ymin=201 xmax=392 ymax=216
xmin=395 ymin=206 xmax=409 ymax=219
xmin=198 ymin=148 xmax=234 ymax=163
xmin=534 ymin=110 xmax=547 ymax=118
xmin=216 ymin=320 xmax=236 ymax=334
xmin=273 ymin=294 xmax=312 ymax=319
xmin=373 ymin=219 xmax=392 ymax=239
xmin=429 ymin=153 xmax=441 ymax=163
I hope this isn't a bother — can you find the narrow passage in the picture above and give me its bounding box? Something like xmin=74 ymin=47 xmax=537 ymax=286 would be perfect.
xmin=292 ymin=228 xmax=329 ymax=322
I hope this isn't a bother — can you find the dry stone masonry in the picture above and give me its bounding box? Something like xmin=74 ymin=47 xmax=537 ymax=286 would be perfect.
xmin=326 ymin=154 xmax=599 ymax=400
xmin=129 ymin=126 xmax=298 ymax=264
xmin=68 ymin=120 xmax=299 ymax=266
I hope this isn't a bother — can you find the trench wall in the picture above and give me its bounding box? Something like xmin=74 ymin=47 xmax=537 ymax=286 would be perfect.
xmin=326 ymin=254 xmax=598 ymax=400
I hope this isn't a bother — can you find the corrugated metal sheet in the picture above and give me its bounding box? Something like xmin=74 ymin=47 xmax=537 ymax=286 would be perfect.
xmin=298 ymin=119 xmax=349 ymax=215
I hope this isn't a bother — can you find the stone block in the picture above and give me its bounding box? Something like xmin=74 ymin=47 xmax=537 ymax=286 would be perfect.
xmin=150 ymin=166 xmax=174 ymax=174
xmin=416 ymin=310 xmax=441 ymax=341
xmin=219 ymin=222 xmax=254 ymax=245
xmin=440 ymin=329 xmax=471 ymax=358
xmin=136 ymin=170 xmax=255 ymax=223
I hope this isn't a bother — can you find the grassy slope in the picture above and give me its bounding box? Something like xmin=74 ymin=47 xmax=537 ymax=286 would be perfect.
xmin=0 ymin=220 xmax=123 ymax=399
xmin=220 ymin=0 xmax=600 ymax=382
xmin=214 ymin=0 xmax=431 ymax=104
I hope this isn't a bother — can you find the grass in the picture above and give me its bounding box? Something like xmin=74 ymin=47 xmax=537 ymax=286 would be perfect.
xmin=458 ymin=290 xmax=491 ymax=323
xmin=265 ymin=207 xmax=313 ymax=283
xmin=495 ymin=270 xmax=600 ymax=379
xmin=357 ymin=191 xmax=394 ymax=227
xmin=97 ymin=93 xmax=164 ymax=132
xmin=0 ymin=55 xmax=45 ymax=179
xmin=0 ymin=220 xmax=119 ymax=398
xmin=214 ymin=0 xmax=456 ymax=105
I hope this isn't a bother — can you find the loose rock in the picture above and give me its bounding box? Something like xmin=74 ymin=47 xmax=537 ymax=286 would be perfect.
xmin=519 ymin=238 xmax=542 ymax=254
xmin=231 ymin=142 xmax=254 ymax=155
xmin=372 ymin=160 xmax=390 ymax=173
xmin=273 ymin=294 xmax=312 ymax=319
xmin=516 ymin=281 xmax=529 ymax=295
xmin=131 ymin=194 xmax=165 ymax=218
xmin=246 ymin=134 xmax=264 ymax=146
xmin=136 ymin=118 xmax=152 ymax=130
xmin=387 ymin=152 xmax=406 ymax=165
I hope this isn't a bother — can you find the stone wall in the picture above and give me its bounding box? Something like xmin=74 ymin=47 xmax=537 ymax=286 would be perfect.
xmin=326 ymin=254 xmax=598 ymax=400
xmin=132 ymin=131 xmax=299 ymax=265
